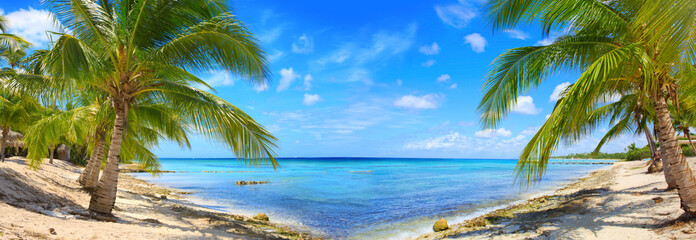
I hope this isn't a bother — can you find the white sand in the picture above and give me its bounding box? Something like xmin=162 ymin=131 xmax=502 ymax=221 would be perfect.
xmin=0 ymin=157 xmax=308 ymax=240
xmin=417 ymin=160 xmax=696 ymax=240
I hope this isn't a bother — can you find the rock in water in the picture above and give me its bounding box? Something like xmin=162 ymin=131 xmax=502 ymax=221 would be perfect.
xmin=253 ymin=213 xmax=269 ymax=222
xmin=433 ymin=219 xmax=449 ymax=232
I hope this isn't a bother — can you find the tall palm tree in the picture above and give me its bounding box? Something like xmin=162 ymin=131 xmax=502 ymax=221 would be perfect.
xmin=479 ymin=0 xmax=696 ymax=214
xmin=41 ymin=0 xmax=278 ymax=215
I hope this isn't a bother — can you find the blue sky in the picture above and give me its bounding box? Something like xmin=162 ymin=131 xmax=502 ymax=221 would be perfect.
xmin=2 ymin=0 xmax=647 ymax=159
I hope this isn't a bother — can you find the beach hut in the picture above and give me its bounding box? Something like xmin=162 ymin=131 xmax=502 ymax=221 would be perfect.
xmin=1 ymin=128 xmax=25 ymax=157
xmin=56 ymin=144 xmax=71 ymax=161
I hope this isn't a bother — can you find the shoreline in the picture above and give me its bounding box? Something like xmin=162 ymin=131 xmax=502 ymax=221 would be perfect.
xmin=415 ymin=159 xmax=696 ymax=240
xmin=132 ymin=159 xmax=608 ymax=240
xmin=0 ymin=157 xmax=318 ymax=240
xmin=3 ymin=157 xmax=695 ymax=239
xmin=366 ymin=164 xmax=612 ymax=240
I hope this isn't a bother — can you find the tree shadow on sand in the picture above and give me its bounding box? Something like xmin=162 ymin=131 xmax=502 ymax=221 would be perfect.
xmin=0 ymin=167 xmax=83 ymax=213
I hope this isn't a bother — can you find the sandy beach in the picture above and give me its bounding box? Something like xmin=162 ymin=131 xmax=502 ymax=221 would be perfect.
xmin=0 ymin=157 xmax=314 ymax=240
xmin=416 ymin=159 xmax=696 ymax=240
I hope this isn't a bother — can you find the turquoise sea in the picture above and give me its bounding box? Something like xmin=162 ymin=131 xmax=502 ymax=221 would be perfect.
xmin=132 ymin=158 xmax=607 ymax=239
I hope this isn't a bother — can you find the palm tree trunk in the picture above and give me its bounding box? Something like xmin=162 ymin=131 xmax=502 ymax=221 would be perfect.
xmin=646 ymin=128 xmax=664 ymax=173
xmin=78 ymin=131 xmax=106 ymax=190
xmin=654 ymin=95 xmax=696 ymax=214
xmin=49 ymin=146 xmax=54 ymax=164
xmin=684 ymin=129 xmax=696 ymax=155
xmin=656 ymin=123 xmax=677 ymax=187
xmin=0 ymin=128 xmax=8 ymax=162
xmin=646 ymin=129 xmax=658 ymax=161
xmin=89 ymin=104 xmax=127 ymax=214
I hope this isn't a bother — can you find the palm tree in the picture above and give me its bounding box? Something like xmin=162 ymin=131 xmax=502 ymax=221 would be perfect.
xmin=0 ymin=15 xmax=31 ymax=54
xmin=41 ymin=0 xmax=278 ymax=215
xmin=0 ymin=92 xmax=40 ymax=162
xmin=24 ymin=102 xmax=92 ymax=168
xmin=674 ymin=111 xmax=696 ymax=154
xmin=479 ymin=0 xmax=696 ymax=214
xmin=588 ymin=92 xmax=667 ymax=175
xmin=78 ymin=97 xmax=192 ymax=191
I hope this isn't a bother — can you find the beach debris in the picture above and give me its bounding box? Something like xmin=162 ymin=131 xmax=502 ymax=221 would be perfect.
xmin=49 ymin=228 xmax=56 ymax=235
xmin=253 ymin=213 xmax=270 ymax=222
xmin=235 ymin=181 xmax=269 ymax=185
xmin=433 ymin=219 xmax=449 ymax=232
xmin=159 ymin=194 xmax=168 ymax=200
xmin=653 ymin=197 xmax=664 ymax=204
xmin=141 ymin=218 xmax=161 ymax=224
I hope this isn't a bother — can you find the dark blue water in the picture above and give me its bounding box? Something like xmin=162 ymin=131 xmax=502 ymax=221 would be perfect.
xmin=132 ymin=158 xmax=607 ymax=239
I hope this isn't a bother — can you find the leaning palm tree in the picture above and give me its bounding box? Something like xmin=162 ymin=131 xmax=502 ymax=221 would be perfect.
xmin=588 ymin=92 xmax=667 ymax=175
xmin=41 ymin=0 xmax=278 ymax=215
xmin=79 ymin=96 xmax=192 ymax=191
xmin=479 ymin=0 xmax=696 ymax=214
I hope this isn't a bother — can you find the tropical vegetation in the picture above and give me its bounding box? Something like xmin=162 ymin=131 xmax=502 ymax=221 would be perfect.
xmin=0 ymin=0 xmax=279 ymax=216
xmin=479 ymin=0 xmax=696 ymax=215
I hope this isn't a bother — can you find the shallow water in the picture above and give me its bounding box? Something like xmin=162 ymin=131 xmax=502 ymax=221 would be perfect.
xmin=132 ymin=158 xmax=607 ymax=239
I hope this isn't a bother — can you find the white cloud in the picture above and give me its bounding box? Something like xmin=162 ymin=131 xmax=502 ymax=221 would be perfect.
xmin=536 ymin=38 xmax=555 ymax=46
xmin=503 ymin=29 xmax=529 ymax=40
xmin=396 ymin=79 xmax=403 ymax=86
xmin=511 ymin=96 xmax=542 ymax=115
xmin=437 ymin=74 xmax=451 ymax=82
xmin=3 ymin=8 xmax=61 ymax=46
xmin=204 ymin=70 xmax=235 ymax=87
xmin=254 ymin=83 xmax=269 ymax=92
xmin=282 ymin=98 xmax=404 ymax=137
xmin=358 ymin=24 xmax=417 ymax=63
xmin=303 ymin=74 xmax=313 ymax=91
xmin=303 ymin=93 xmax=322 ymax=106
xmin=404 ymin=132 xmax=465 ymax=150
xmin=475 ymin=128 xmax=512 ymax=138
xmin=545 ymin=114 xmax=551 ymax=119
xmin=316 ymin=48 xmax=351 ymax=66
xmin=419 ymin=42 xmax=440 ymax=55
xmin=449 ymin=83 xmax=458 ymax=89
xmin=394 ymin=94 xmax=441 ymax=109
xmin=550 ymin=82 xmax=571 ymax=102
xmin=519 ymin=126 xmax=541 ymax=136
xmin=268 ymin=50 xmax=284 ymax=62
xmin=345 ymin=68 xmax=373 ymax=85
xmin=292 ymin=34 xmax=314 ymax=54
xmin=464 ymin=33 xmax=487 ymax=53
xmin=459 ymin=121 xmax=475 ymax=127
xmin=277 ymin=67 xmax=301 ymax=92
xmin=435 ymin=3 xmax=477 ymax=29
xmin=312 ymin=24 xmax=417 ymax=80
xmin=421 ymin=59 xmax=436 ymax=67
xmin=259 ymin=27 xmax=283 ymax=44
xmin=403 ymin=130 xmax=530 ymax=154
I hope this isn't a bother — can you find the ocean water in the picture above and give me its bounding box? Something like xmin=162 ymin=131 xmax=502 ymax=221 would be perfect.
xmin=132 ymin=158 xmax=607 ymax=239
